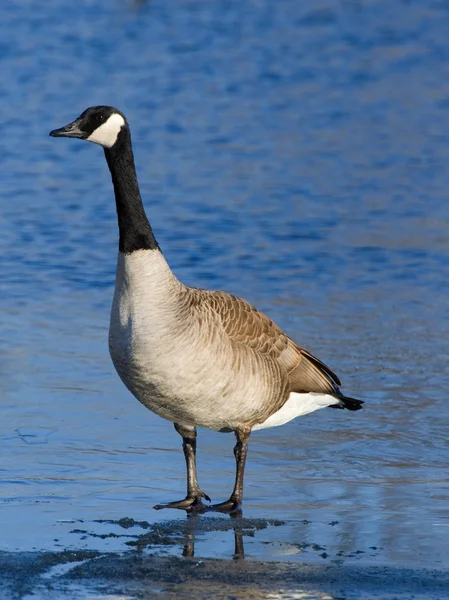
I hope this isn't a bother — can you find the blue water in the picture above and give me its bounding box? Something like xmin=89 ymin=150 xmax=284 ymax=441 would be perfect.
xmin=1 ymin=0 xmax=448 ymax=574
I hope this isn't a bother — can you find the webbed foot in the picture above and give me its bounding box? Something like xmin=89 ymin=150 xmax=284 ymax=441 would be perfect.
xmin=207 ymin=497 xmax=241 ymax=514
xmin=154 ymin=490 xmax=211 ymax=512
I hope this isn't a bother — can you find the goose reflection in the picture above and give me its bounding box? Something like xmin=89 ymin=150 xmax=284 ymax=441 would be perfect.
xmin=89 ymin=512 xmax=284 ymax=559
xmin=182 ymin=511 xmax=244 ymax=559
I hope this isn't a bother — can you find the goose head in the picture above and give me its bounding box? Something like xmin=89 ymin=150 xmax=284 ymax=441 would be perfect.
xmin=50 ymin=106 xmax=127 ymax=148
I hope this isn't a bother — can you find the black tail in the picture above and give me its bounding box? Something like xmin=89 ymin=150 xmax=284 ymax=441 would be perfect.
xmin=329 ymin=393 xmax=364 ymax=411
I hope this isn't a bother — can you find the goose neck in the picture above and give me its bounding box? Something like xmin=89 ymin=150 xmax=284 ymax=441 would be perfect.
xmin=104 ymin=130 xmax=159 ymax=254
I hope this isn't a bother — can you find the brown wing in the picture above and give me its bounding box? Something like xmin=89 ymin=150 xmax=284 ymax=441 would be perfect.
xmin=203 ymin=290 xmax=341 ymax=396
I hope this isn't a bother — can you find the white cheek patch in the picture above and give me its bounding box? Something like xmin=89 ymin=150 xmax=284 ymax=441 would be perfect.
xmin=87 ymin=113 xmax=126 ymax=148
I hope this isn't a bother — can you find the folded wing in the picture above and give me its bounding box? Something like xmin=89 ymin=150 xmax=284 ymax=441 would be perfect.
xmin=205 ymin=290 xmax=343 ymax=396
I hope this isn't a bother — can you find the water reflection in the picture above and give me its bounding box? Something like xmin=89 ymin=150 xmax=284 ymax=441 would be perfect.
xmin=74 ymin=513 xmax=368 ymax=564
xmin=181 ymin=512 xmax=245 ymax=559
xmin=90 ymin=513 xmax=284 ymax=560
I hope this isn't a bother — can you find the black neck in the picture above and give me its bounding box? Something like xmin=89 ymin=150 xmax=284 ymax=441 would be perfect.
xmin=104 ymin=128 xmax=159 ymax=254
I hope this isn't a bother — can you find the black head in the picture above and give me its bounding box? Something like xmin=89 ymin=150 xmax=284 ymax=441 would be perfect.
xmin=49 ymin=106 xmax=127 ymax=148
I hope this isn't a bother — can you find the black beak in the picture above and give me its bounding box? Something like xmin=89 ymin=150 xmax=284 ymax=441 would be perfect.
xmin=49 ymin=118 xmax=85 ymax=139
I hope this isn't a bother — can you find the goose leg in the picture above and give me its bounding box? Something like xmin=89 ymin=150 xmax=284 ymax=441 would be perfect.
xmin=154 ymin=423 xmax=211 ymax=511
xmin=209 ymin=428 xmax=250 ymax=513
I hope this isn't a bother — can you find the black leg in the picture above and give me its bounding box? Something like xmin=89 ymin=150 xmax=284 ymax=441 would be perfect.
xmin=154 ymin=423 xmax=211 ymax=511
xmin=209 ymin=427 xmax=250 ymax=513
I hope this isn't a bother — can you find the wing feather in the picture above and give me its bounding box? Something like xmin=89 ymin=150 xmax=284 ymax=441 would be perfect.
xmin=199 ymin=290 xmax=341 ymax=396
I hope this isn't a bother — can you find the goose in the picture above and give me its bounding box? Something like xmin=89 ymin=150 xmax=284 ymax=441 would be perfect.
xmin=50 ymin=106 xmax=363 ymax=512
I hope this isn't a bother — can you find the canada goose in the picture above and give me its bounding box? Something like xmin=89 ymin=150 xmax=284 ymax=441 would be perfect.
xmin=50 ymin=106 xmax=363 ymax=512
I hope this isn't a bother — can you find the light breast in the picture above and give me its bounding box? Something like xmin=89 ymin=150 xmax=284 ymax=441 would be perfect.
xmin=108 ymin=250 xmax=289 ymax=430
